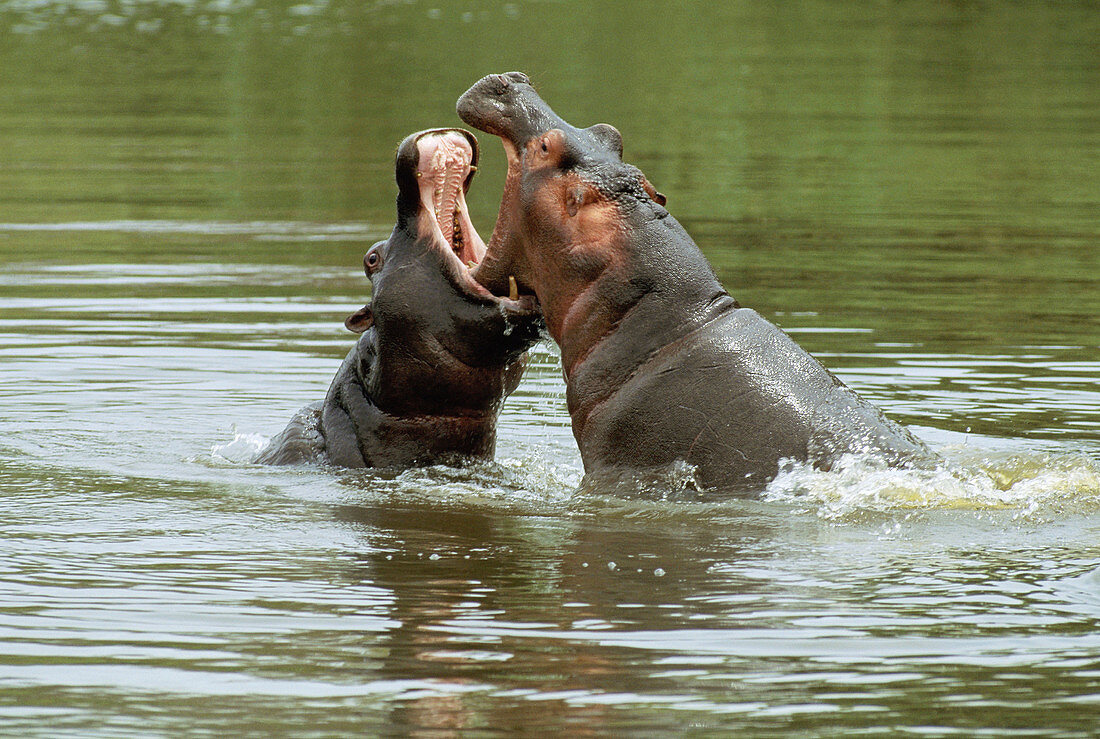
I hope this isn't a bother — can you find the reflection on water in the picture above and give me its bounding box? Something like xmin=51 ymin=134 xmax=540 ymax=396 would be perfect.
xmin=1 ymin=0 xmax=1099 ymax=735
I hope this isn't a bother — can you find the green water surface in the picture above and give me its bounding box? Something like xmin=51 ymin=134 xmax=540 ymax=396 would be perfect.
xmin=1 ymin=1 xmax=1098 ymax=736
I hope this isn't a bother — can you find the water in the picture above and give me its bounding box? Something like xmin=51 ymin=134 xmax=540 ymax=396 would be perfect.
xmin=1 ymin=1 xmax=1099 ymax=735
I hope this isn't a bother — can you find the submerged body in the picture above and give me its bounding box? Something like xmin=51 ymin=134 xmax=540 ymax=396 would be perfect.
xmin=256 ymin=128 xmax=541 ymax=468
xmin=457 ymin=72 xmax=931 ymax=492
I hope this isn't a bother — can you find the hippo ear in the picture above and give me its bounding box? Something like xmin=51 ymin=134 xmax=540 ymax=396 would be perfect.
xmin=586 ymin=123 xmax=623 ymax=159
xmin=640 ymin=176 xmax=666 ymax=206
xmin=345 ymin=304 xmax=373 ymax=334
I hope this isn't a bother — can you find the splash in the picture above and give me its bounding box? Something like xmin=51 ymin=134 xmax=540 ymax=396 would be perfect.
xmin=331 ymin=454 xmax=581 ymax=515
xmin=206 ymin=424 xmax=1100 ymax=524
xmin=763 ymin=448 xmax=1100 ymax=521
xmin=208 ymin=429 xmax=270 ymax=465
xmin=576 ymin=460 xmax=707 ymax=502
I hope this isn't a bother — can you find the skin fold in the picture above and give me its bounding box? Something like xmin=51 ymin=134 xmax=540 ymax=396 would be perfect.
xmin=457 ymin=73 xmax=933 ymax=494
xmin=255 ymin=128 xmax=542 ymax=469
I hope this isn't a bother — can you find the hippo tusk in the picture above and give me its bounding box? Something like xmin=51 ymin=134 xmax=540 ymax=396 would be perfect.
xmin=508 ymin=275 xmax=519 ymax=301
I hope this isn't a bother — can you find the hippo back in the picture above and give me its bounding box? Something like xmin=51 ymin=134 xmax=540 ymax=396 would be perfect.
xmin=577 ymin=307 xmax=931 ymax=493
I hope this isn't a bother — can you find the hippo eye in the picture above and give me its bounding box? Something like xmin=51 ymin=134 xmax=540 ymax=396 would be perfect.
xmin=540 ymin=138 xmax=549 ymax=154
xmin=365 ymin=251 xmax=382 ymax=272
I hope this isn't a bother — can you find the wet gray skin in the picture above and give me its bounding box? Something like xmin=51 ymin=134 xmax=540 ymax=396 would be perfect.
xmin=255 ymin=128 xmax=542 ymax=468
xmin=457 ymin=73 xmax=934 ymax=494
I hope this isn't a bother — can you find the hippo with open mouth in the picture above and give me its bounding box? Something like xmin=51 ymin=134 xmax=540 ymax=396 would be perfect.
xmin=457 ymin=72 xmax=932 ymax=493
xmin=255 ymin=128 xmax=542 ymax=468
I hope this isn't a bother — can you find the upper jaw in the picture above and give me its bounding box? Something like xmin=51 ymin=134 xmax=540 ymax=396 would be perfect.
xmin=456 ymin=72 xmax=562 ymax=148
xmin=457 ymin=74 xmax=555 ymax=305
xmin=413 ymin=128 xmax=485 ymax=267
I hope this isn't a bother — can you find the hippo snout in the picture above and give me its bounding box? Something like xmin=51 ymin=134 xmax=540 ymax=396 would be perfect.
xmin=457 ymin=73 xmax=523 ymax=136
xmin=458 ymin=71 xmax=556 ymax=146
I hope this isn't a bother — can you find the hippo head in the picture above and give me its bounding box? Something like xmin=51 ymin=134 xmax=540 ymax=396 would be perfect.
xmin=456 ymin=73 xmax=676 ymax=346
xmin=344 ymin=128 xmax=542 ymax=411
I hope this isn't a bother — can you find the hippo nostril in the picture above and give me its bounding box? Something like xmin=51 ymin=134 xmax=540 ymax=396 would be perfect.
xmin=491 ymin=72 xmax=530 ymax=91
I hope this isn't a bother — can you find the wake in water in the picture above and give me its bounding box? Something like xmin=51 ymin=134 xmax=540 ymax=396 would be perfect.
xmin=763 ymin=447 xmax=1100 ymax=520
xmin=211 ymin=428 xmax=1100 ymax=521
xmin=207 ymin=428 xmax=580 ymax=513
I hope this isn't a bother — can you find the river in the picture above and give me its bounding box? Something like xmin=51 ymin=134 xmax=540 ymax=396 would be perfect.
xmin=1 ymin=1 xmax=1098 ymax=735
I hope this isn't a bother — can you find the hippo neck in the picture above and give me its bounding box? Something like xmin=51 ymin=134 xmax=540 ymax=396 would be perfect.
xmin=557 ymin=212 xmax=739 ymax=434
xmin=351 ymin=330 xmax=510 ymax=420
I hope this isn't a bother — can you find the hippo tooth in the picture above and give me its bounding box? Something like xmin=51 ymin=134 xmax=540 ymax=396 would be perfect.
xmin=508 ymin=275 xmax=518 ymax=301
xmin=452 ymin=216 xmax=464 ymax=253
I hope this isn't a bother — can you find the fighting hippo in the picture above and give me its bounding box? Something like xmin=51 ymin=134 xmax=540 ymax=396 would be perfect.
xmin=457 ymin=72 xmax=932 ymax=493
xmin=255 ymin=128 xmax=541 ymax=468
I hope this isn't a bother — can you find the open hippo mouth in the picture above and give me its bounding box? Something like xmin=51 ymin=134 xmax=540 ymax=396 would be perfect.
xmin=412 ymin=129 xmax=535 ymax=312
xmin=415 ymin=129 xmax=484 ymax=267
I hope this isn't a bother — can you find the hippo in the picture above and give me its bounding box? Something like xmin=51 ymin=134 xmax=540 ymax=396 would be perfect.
xmin=255 ymin=128 xmax=542 ymax=468
xmin=456 ymin=72 xmax=932 ymax=494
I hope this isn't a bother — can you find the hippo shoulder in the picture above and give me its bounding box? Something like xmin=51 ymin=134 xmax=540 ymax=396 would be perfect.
xmin=320 ymin=338 xmax=378 ymax=468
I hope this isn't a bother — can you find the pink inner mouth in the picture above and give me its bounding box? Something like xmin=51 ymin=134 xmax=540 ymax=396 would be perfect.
xmin=416 ymin=132 xmax=486 ymax=267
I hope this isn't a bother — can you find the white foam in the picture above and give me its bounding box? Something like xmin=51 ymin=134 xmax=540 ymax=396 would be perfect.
xmin=763 ymin=448 xmax=1100 ymax=520
xmin=210 ymin=430 xmax=270 ymax=464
